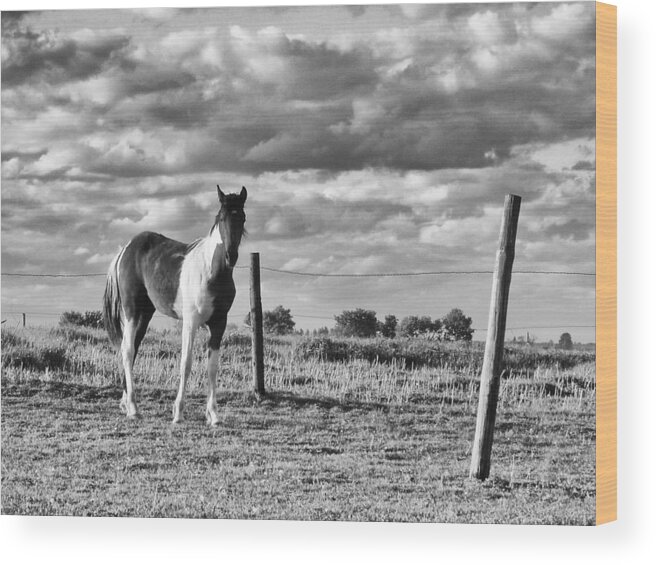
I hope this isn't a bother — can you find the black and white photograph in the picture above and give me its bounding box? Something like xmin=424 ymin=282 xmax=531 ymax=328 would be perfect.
xmin=2 ymin=2 xmax=600 ymax=524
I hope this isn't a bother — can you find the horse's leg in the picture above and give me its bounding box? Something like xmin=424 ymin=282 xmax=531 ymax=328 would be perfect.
xmin=133 ymin=306 xmax=155 ymax=358
xmin=119 ymin=289 xmax=154 ymax=419
xmin=172 ymin=317 xmax=197 ymax=424
xmin=205 ymin=316 xmax=227 ymax=427
xmin=119 ymin=317 xmax=139 ymax=419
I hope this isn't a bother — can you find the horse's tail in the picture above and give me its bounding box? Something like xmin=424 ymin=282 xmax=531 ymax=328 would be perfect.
xmin=103 ymin=247 xmax=124 ymax=347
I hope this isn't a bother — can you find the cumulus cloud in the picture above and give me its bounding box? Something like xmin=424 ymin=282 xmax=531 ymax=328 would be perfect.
xmin=2 ymin=3 xmax=595 ymax=178
xmin=85 ymin=252 xmax=116 ymax=265
xmin=1 ymin=4 xmax=598 ymax=339
xmin=1 ymin=21 xmax=130 ymax=87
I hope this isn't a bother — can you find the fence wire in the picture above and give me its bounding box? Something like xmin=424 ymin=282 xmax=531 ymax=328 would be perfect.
xmin=1 ymin=267 xmax=594 ymax=335
xmin=2 ymin=268 xmax=595 ymax=278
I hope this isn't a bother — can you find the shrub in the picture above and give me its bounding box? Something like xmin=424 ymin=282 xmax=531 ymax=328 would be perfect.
xmin=1 ymin=329 xmax=30 ymax=348
xmin=1 ymin=341 xmax=68 ymax=372
xmin=60 ymin=310 xmax=104 ymax=329
xmin=295 ymin=336 xmax=594 ymax=372
xmin=60 ymin=311 xmax=84 ymax=327
xmin=295 ymin=336 xmax=480 ymax=371
xmin=221 ymin=332 xmax=252 ymax=348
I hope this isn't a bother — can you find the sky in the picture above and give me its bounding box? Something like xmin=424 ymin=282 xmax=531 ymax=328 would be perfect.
xmin=1 ymin=2 xmax=597 ymax=342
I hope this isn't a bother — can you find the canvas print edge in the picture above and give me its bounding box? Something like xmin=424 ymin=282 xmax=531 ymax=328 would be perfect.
xmin=595 ymin=0 xmax=617 ymax=526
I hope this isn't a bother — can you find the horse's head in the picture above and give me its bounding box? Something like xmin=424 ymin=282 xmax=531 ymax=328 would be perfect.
xmin=215 ymin=185 xmax=247 ymax=268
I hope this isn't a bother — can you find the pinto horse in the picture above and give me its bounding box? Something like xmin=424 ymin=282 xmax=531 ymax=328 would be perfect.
xmin=103 ymin=185 xmax=247 ymax=425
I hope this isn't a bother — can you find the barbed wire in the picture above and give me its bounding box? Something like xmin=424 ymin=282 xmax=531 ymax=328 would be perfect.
xmin=2 ymin=267 xmax=594 ymax=334
xmin=1 ymin=272 xmax=106 ymax=278
xmin=260 ymin=267 xmax=595 ymax=277
xmin=1 ymin=267 xmax=596 ymax=278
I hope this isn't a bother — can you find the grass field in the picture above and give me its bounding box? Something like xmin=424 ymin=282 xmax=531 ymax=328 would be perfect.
xmin=1 ymin=325 xmax=595 ymax=524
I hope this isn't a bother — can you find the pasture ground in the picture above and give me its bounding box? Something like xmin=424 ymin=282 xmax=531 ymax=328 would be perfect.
xmin=1 ymin=326 xmax=595 ymax=524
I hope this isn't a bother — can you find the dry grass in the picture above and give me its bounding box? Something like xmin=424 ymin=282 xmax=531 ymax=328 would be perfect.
xmin=1 ymin=325 xmax=595 ymax=523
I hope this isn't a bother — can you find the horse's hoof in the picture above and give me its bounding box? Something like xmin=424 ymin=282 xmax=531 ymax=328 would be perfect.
xmin=126 ymin=412 xmax=141 ymax=420
xmin=205 ymin=410 xmax=220 ymax=427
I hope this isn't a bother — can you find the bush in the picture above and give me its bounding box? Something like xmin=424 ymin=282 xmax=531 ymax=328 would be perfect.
xmin=295 ymin=336 xmax=481 ymax=371
xmin=295 ymin=336 xmax=594 ymax=372
xmin=60 ymin=311 xmax=84 ymax=326
xmin=1 ymin=340 xmax=68 ymax=373
xmin=221 ymin=332 xmax=252 ymax=348
xmin=60 ymin=310 xmax=103 ymax=329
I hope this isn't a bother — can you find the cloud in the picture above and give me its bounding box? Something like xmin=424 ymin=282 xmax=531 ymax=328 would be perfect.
xmin=543 ymin=219 xmax=593 ymax=242
xmin=571 ymin=160 xmax=595 ymax=171
xmin=85 ymin=252 xmax=116 ymax=265
xmin=468 ymin=10 xmax=518 ymax=45
xmin=345 ymin=6 xmax=367 ymax=18
xmin=2 ymin=4 xmax=595 ymax=178
xmin=419 ymin=208 xmax=500 ymax=249
xmin=531 ymin=3 xmax=595 ymax=43
xmin=1 ymin=5 xmax=597 ymax=339
xmin=227 ymin=25 xmax=378 ymax=100
xmin=132 ymin=8 xmax=180 ymax=23
xmin=1 ymin=21 xmax=130 ymax=87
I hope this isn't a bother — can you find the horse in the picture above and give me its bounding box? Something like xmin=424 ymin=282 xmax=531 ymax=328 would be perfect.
xmin=103 ymin=185 xmax=247 ymax=425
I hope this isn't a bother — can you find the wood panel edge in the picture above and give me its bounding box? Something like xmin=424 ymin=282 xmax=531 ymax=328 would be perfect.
xmin=595 ymin=1 xmax=617 ymax=526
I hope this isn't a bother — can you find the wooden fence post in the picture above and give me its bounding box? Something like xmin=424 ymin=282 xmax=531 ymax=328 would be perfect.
xmin=469 ymin=194 xmax=521 ymax=480
xmin=22 ymin=313 xmax=26 ymax=327
xmin=250 ymin=252 xmax=265 ymax=395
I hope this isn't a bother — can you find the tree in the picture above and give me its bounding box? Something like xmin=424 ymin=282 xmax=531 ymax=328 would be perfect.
xmin=334 ymin=308 xmax=378 ymax=338
xmin=558 ymin=332 xmax=573 ymax=350
xmin=263 ymin=305 xmax=295 ymax=335
xmin=378 ymin=314 xmax=397 ymax=338
xmin=398 ymin=315 xmax=441 ymax=338
xmin=441 ymin=308 xmax=474 ymax=342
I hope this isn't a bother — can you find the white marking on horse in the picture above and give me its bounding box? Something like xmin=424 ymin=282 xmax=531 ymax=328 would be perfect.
xmin=173 ymin=235 xmax=221 ymax=323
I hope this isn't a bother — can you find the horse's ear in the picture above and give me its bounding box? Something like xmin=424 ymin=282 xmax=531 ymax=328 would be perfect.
xmin=217 ymin=185 xmax=226 ymax=203
xmin=240 ymin=186 xmax=247 ymax=202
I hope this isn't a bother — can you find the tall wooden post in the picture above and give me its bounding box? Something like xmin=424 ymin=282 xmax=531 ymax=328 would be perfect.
xmin=470 ymin=194 xmax=521 ymax=480
xmin=250 ymin=252 xmax=265 ymax=395
xmin=22 ymin=313 xmax=26 ymax=327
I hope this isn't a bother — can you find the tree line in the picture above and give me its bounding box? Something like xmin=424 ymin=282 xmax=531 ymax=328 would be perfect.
xmin=245 ymin=305 xmax=474 ymax=341
xmin=333 ymin=308 xmax=474 ymax=341
xmin=59 ymin=306 xmax=473 ymax=341
xmin=60 ymin=308 xmax=577 ymax=347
